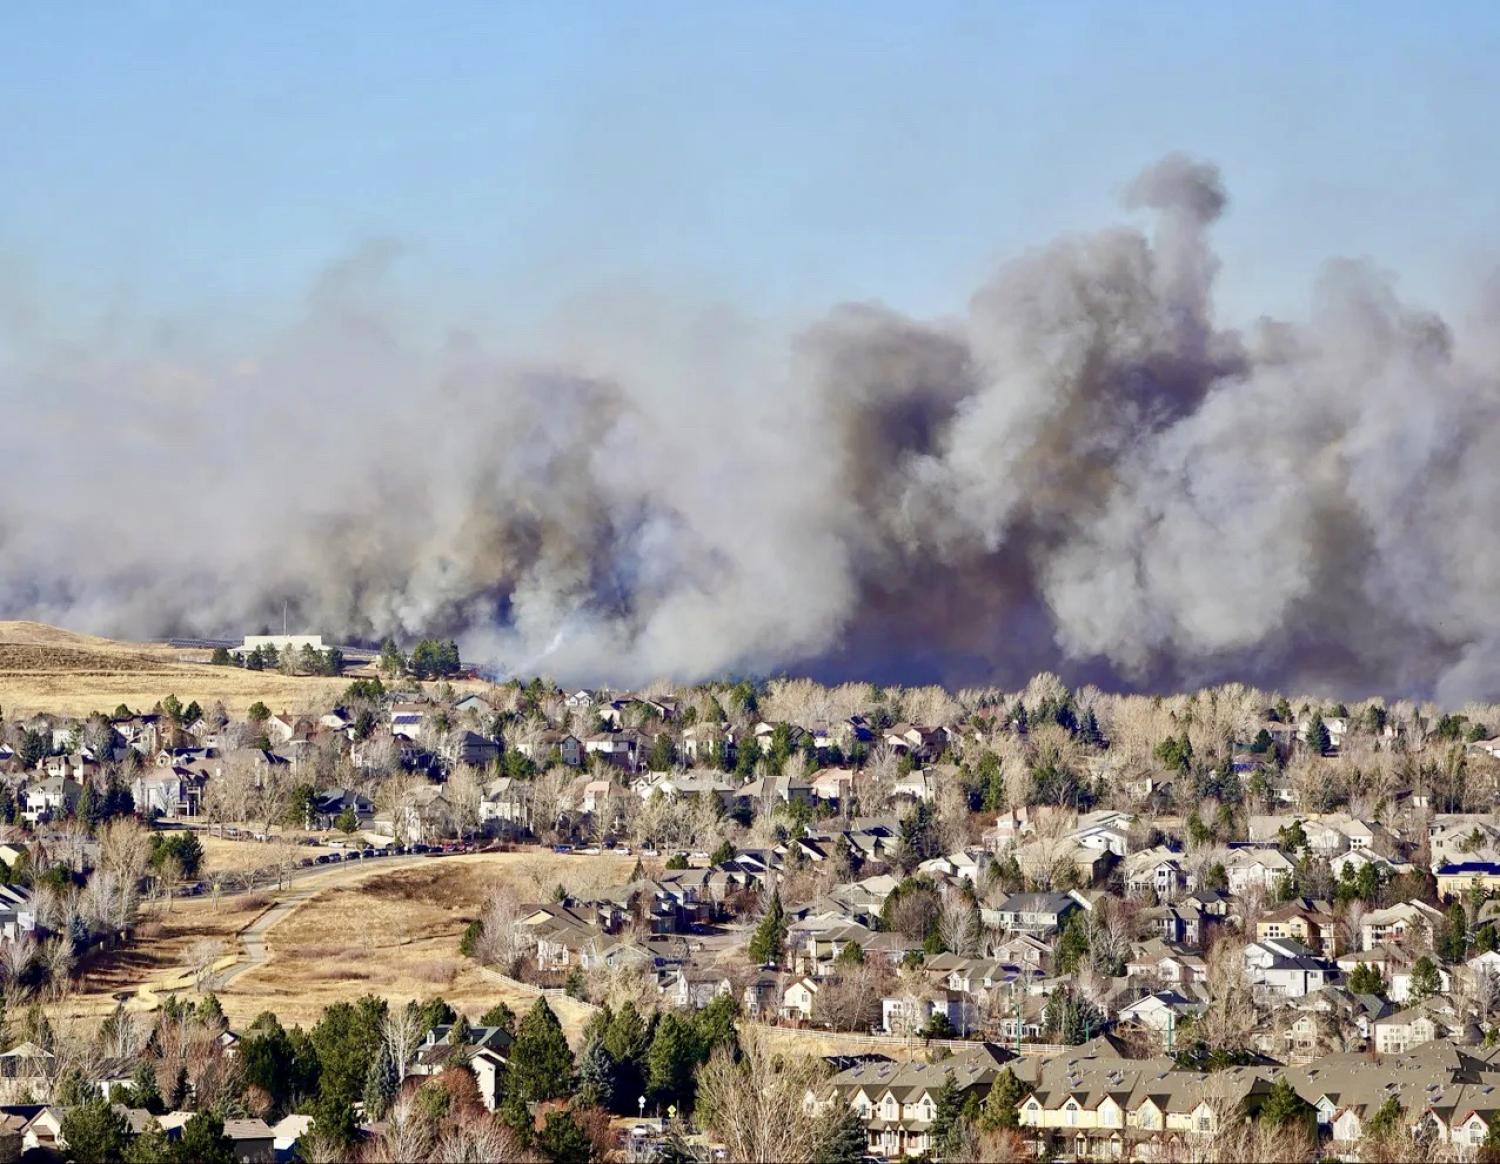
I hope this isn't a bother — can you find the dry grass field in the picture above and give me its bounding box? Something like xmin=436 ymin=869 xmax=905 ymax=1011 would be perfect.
xmin=67 ymin=895 xmax=271 ymax=1019
xmin=0 ymin=620 xmax=488 ymax=716
xmin=220 ymin=852 xmax=631 ymax=1030
xmin=54 ymin=850 xmax=632 ymax=1038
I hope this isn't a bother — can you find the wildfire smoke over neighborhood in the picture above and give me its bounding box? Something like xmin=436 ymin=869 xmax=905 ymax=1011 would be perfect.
xmin=4 ymin=155 xmax=1500 ymax=701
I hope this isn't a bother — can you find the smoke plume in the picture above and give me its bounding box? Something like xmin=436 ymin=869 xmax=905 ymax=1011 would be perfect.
xmin=4 ymin=153 xmax=1499 ymax=701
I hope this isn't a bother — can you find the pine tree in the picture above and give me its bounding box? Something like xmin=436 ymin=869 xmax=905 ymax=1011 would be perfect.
xmin=124 ymin=1121 xmax=173 ymax=1164
xmin=1304 ymin=713 xmax=1331 ymax=755
xmin=1409 ymin=956 xmax=1442 ymax=1001
xmin=509 ymin=998 xmax=576 ymax=1102
xmin=646 ymin=1012 xmax=700 ymax=1105
xmin=578 ymin=1036 xmax=615 ymax=1109
xmin=60 ymin=1097 xmax=128 ymax=1163
xmin=168 ymin=1064 xmax=190 ymax=1110
xmin=362 ymin=1048 xmax=397 ymax=1120
xmin=1259 ymin=1076 xmax=1315 ymax=1134
xmin=930 ymin=1075 xmax=964 ymax=1154
xmin=604 ymin=1000 xmax=650 ymax=1109
xmin=1347 ymin=962 xmax=1386 ymax=996
xmin=812 ymin=1101 xmax=868 ymax=1164
xmin=749 ymin=890 xmax=788 ymax=966
xmin=177 ymin=1111 xmax=239 ymax=1164
xmin=978 ymin=1067 xmax=1025 ymax=1131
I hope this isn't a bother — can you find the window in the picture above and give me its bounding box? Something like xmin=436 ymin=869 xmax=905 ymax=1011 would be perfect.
xmin=1198 ymin=1116 xmax=1211 ymax=1131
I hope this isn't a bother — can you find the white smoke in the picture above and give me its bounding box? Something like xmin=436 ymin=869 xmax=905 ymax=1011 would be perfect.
xmin=4 ymin=154 xmax=1500 ymax=701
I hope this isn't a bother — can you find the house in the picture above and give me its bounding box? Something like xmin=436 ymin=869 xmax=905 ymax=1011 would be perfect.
xmin=21 ymin=776 xmax=82 ymax=824
xmin=583 ymin=731 xmax=642 ymax=770
xmin=782 ymin=976 xmax=824 ymax=1022
xmin=987 ymin=892 xmax=1082 ymax=935
xmin=1256 ymin=901 xmax=1339 ymax=957
xmin=1117 ymin=990 xmax=1206 ymax=1034
xmin=1436 ymin=861 xmax=1500 ymax=898
xmin=1123 ymin=847 xmax=1195 ymax=898
xmin=311 ymin=788 xmax=375 ymax=831
xmin=131 ymin=768 xmax=204 ymax=819
xmin=221 ymin=1117 xmax=277 ymax=1163
xmin=890 ymin=769 xmax=939 ymax=802
xmin=809 ymin=768 xmax=855 ymax=804
xmin=741 ymin=970 xmax=784 ymax=1019
xmin=452 ymin=694 xmax=494 ymax=718
xmin=1335 ymin=944 xmax=1450 ymax=1003
xmin=406 ymin=1024 xmax=513 ymax=1110
xmin=1126 ymin=941 xmax=1208 ymax=986
xmin=816 ymin=1043 xmax=1011 ymax=1159
xmin=1222 ymin=847 xmax=1295 ymax=895
xmin=442 ymin=730 xmax=499 ymax=769
xmin=680 ymin=722 xmax=731 ymax=765
xmin=881 ymin=724 xmax=949 ymax=762
xmin=1359 ymin=901 xmax=1444 ymax=949
xmin=390 ymin=706 xmax=427 ymax=740
xmin=664 ymin=968 xmax=733 ymax=1011
xmin=1243 ymin=937 xmax=1337 ymax=997
xmin=515 ymin=731 xmax=583 ymax=768
xmin=518 ymin=902 xmax=609 ymax=971
xmin=982 ymin=806 xmax=1034 ymax=852
xmin=1009 ymin=1040 xmax=1274 ymax=1160
xmin=881 ymin=989 xmax=977 ymax=1036
xmin=1372 ymin=998 xmax=1480 ymax=1055
xmin=479 ymin=777 xmax=530 ymax=832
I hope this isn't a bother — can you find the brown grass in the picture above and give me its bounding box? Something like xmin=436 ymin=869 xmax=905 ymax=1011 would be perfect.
xmin=0 ymin=620 xmax=491 ymax=716
xmin=52 ymin=851 xmax=630 ymax=1039
xmin=65 ymin=894 xmax=268 ymax=1009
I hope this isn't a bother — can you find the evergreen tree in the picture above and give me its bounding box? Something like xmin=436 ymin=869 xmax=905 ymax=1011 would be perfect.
xmin=578 ymin=1036 xmax=615 ymax=1109
xmin=749 ymin=890 xmax=788 ymax=966
xmin=510 ymin=998 xmax=576 ymax=1102
xmin=646 ymin=1012 xmax=700 ymax=1105
xmin=929 ymin=1075 xmax=964 ymax=1156
xmin=177 ymin=1111 xmax=239 ymax=1164
xmin=812 ymin=1101 xmax=868 ymax=1164
xmin=975 ymin=752 xmax=1006 ymax=812
xmin=123 ymin=1121 xmax=173 ymax=1164
xmin=60 ymin=1097 xmax=128 ymax=1163
xmin=1347 ymin=962 xmax=1387 ymax=996
xmin=168 ymin=1064 xmax=190 ymax=1110
xmin=1259 ymin=1076 xmax=1316 ymax=1135
xmin=978 ymin=1067 xmax=1025 ymax=1131
xmin=362 ymin=1047 xmax=398 ymax=1120
xmin=692 ymin=992 xmax=739 ymax=1062
xmin=537 ymin=1109 xmax=591 ymax=1163
xmin=1439 ymin=900 xmax=1470 ymax=963
xmin=1409 ymin=956 xmax=1442 ymax=1001
xmin=127 ymin=1060 xmax=164 ymax=1114
xmin=1081 ymin=708 xmax=1105 ymax=748
xmin=1304 ymin=713 xmax=1331 ymax=755
xmin=603 ymin=1000 xmax=650 ymax=1109
xmin=310 ymin=995 xmax=387 ymax=1105
xmin=1365 ymin=1096 xmax=1404 ymax=1138
xmin=479 ymin=1002 xmax=517 ymax=1033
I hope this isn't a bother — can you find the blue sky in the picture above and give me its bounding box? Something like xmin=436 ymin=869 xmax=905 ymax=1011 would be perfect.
xmin=3 ymin=1 xmax=1498 ymax=341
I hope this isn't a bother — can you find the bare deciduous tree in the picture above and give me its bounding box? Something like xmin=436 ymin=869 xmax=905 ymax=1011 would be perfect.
xmin=695 ymin=1033 xmax=829 ymax=1163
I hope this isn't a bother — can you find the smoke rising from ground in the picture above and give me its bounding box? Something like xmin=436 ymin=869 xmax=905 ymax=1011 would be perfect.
xmin=3 ymin=154 xmax=1499 ymax=701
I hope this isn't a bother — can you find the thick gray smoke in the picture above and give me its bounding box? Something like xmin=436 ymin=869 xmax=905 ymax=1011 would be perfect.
xmin=4 ymin=154 xmax=1499 ymax=701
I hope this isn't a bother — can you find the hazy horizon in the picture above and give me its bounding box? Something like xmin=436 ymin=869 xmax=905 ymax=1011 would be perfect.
xmin=5 ymin=4 xmax=1500 ymax=702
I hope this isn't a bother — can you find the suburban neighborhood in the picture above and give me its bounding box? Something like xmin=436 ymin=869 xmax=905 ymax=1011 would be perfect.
xmin=0 ymin=632 xmax=1499 ymax=1160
